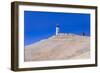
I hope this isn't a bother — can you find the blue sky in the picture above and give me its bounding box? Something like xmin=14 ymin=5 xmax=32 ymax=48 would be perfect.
xmin=24 ymin=11 xmax=90 ymax=46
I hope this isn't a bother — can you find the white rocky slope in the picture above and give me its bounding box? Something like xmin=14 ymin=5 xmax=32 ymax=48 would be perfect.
xmin=25 ymin=33 xmax=90 ymax=62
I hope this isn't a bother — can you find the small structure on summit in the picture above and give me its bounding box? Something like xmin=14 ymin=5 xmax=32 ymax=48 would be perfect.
xmin=56 ymin=24 xmax=60 ymax=35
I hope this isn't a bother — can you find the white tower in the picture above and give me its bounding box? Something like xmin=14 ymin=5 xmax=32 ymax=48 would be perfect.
xmin=56 ymin=24 xmax=59 ymax=35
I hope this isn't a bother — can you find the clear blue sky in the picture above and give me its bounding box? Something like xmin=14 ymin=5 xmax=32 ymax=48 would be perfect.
xmin=24 ymin=11 xmax=90 ymax=46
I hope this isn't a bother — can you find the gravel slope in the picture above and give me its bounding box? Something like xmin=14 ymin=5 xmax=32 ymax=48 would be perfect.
xmin=25 ymin=34 xmax=90 ymax=62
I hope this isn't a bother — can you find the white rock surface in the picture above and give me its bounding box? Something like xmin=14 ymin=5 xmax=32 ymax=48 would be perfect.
xmin=24 ymin=34 xmax=90 ymax=62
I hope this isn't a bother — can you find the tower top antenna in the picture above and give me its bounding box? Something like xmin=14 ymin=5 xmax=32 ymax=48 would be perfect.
xmin=56 ymin=24 xmax=59 ymax=27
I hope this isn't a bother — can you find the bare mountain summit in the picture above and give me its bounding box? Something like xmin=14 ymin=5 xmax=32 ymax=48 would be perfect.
xmin=25 ymin=33 xmax=90 ymax=62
